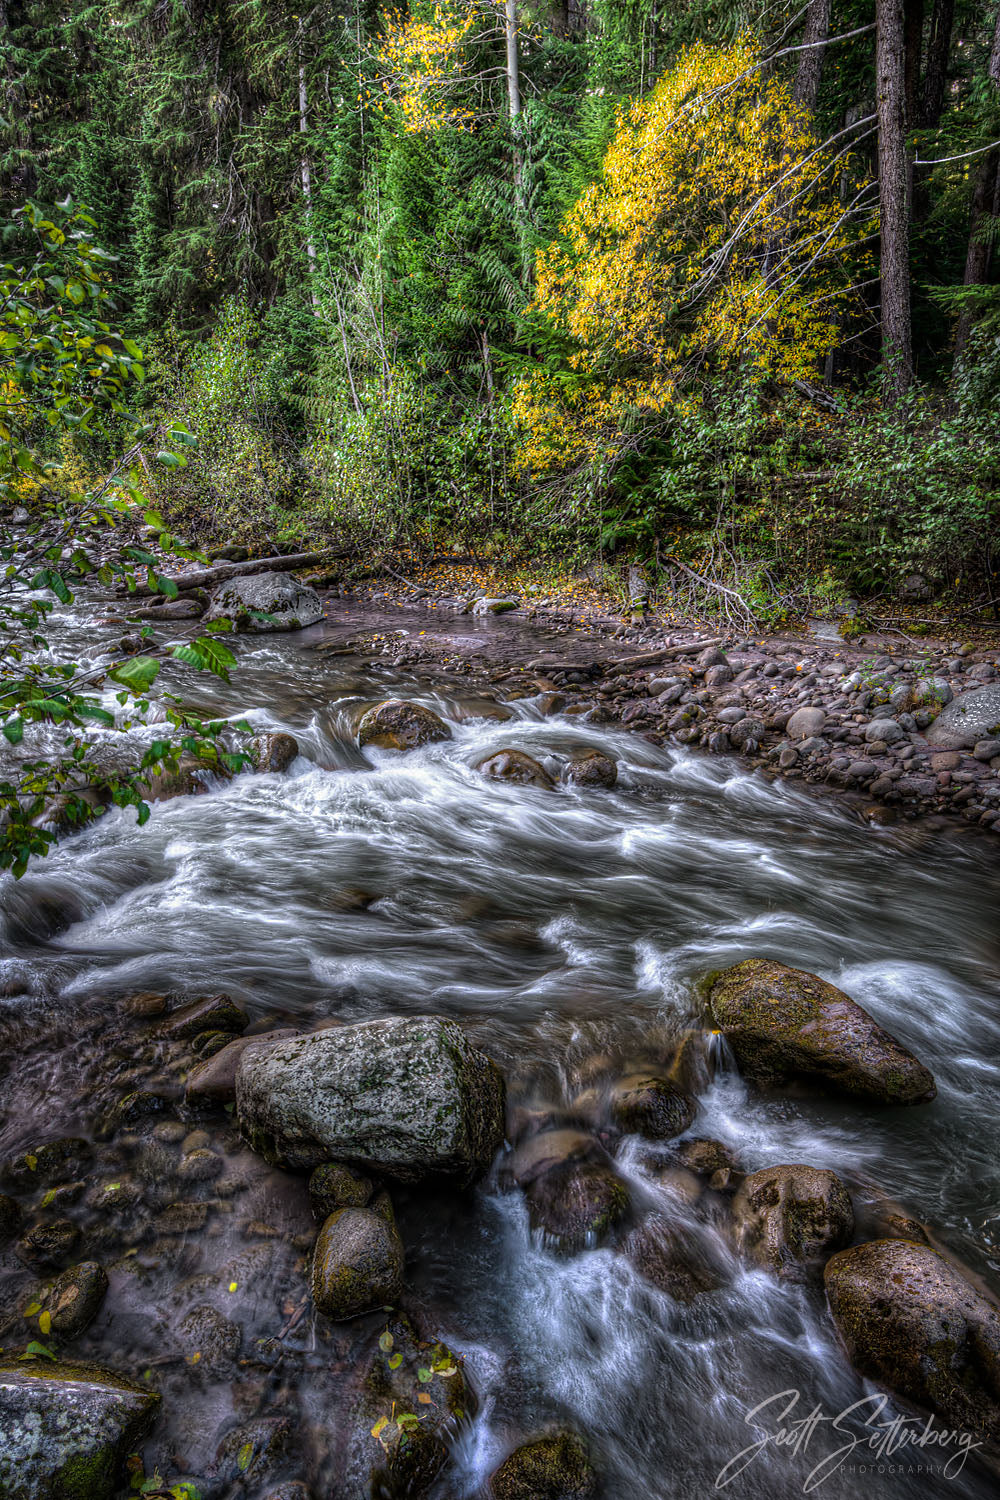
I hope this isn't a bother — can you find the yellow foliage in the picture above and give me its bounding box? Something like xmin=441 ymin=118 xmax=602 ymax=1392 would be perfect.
xmin=377 ymin=3 xmax=479 ymax=133
xmin=513 ymin=39 xmax=876 ymax=474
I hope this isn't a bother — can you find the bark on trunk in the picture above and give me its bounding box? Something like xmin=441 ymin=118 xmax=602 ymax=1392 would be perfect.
xmin=121 ymin=550 xmax=349 ymax=599
xmin=876 ymin=0 xmax=914 ymax=396
xmin=954 ymin=7 xmax=1000 ymax=362
xmin=920 ymin=0 xmax=954 ymax=126
xmin=299 ymin=57 xmax=319 ymax=311
xmin=792 ymin=0 xmax=831 ymax=114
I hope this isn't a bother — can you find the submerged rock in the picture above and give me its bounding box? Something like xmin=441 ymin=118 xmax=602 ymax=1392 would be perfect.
xmin=490 ymin=1429 xmax=599 ymax=1499
xmin=475 ymin=749 xmax=554 ymax=788
xmin=563 ymin=750 xmax=618 ymax=789
xmin=251 ymin=731 xmax=300 ymax=772
xmin=160 ymin=992 xmax=247 ymax=1040
xmin=310 ymin=1205 xmax=404 ymax=1319
xmin=236 ymin=1016 xmax=505 ymax=1183
xmin=825 ymin=1239 xmax=1000 ymax=1440
xmin=525 ymin=1160 xmax=629 ymax=1250
xmin=184 ymin=1027 xmax=299 ymax=1104
xmin=31 ymin=1262 xmax=109 ymax=1341
xmin=622 ymin=1216 xmax=723 ymax=1302
xmin=0 ymin=1357 xmax=160 ymax=1499
xmin=336 ymin=1313 xmax=473 ymax=1500
xmin=707 ymin=959 xmax=936 ymax=1104
xmin=205 ymin=571 xmax=324 ymax=632
xmin=357 ymin=698 xmax=452 ymax=751
xmin=608 ymin=1073 xmax=697 ymax=1141
xmin=732 ymin=1165 xmax=854 ymax=1278
xmin=0 ymin=1193 xmax=22 ymax=1242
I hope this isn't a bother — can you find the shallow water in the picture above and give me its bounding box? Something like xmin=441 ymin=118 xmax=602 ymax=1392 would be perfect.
xmin=2 ymin=603 xmax=1000 ymax=1498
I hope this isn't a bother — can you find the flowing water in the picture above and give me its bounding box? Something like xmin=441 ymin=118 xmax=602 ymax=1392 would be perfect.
xmin=2 ymin=601 xmax=1000 ymax=1499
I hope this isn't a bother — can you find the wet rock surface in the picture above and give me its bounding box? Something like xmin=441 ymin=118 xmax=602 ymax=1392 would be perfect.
xmin=0 ymin=1357 xmax=160 ymax=1500
xmin=236 ymin=1015 xmax=505 ymax=1181
xmin=310 ymin=1204 xmax=404 ymax=1319
xmin=357 ymin=697 xmax=452 ymax=750
xmin=825 ymin=1239 xmax=1000 ymax=1440
xmin=708 ymin=958 xmax=937 ymax=1103
xmin=205 ymin=571 xmax=324 ymax=631
xmin=732 ymin=1165 xmax=854 ymax=1278
xmin=490 ymin=1429 xmax=599 ymax=1498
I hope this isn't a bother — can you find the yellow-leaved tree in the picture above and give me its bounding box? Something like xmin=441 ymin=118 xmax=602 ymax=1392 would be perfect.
xmin=513 ymin=38 xmax=876 ymax=477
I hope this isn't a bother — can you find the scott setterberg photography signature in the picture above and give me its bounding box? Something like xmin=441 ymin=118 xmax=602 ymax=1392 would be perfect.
xmin=715 ymin=1389 xmax=984 ymax=1492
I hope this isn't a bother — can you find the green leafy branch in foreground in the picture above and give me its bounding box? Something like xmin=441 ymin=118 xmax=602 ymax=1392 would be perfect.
xmin=0 ymin=200 xmax=248 ymax=876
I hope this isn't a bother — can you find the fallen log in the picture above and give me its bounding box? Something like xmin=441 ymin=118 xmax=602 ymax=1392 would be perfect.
xmin=607 ymin=636 xmax=725 ymax=672
xmin=120 ymin=548 xmax=350 ymax=598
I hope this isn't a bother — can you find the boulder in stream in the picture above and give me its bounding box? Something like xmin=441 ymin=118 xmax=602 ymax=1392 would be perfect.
xmin=825 ymin=1238 xmax=1000 ymax=1440
xmin=357 ymin=698 xmax=452 ymax=751
xmin=0 ymin=1356 xmax=160 ymax=1499
xmin=29 ymin=1261 xmax=109 ymax=1341
xmin=608 ymin=1073 xmax=697 ymax=1141
xmin=311 ymin=1204 xmax=404 ymax=1319
xmin=204 ymin=571 xmax=324 ymax=632
xmin=563 ymin=750 xmax=618 ymax=789
xmin=475 ymin=748 xmax=554 ymax=788
xmin=524 ymin=1160 xmax=630 ymax=1250
xmin=731 ymin=1164 xmax=854 ymax=1278
xmin=236 ymin=1016 xmax=505 ymax=1183
xmin=490 ymin=1429 xmax=599 ymax=1499
xmin=707 ymin=959 xmax=936 ymax=1104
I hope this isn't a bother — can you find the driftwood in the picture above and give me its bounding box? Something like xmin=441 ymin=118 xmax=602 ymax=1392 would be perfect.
xmin=120 ymin=548 xmax=349 ymax=598
xmin=608 ymin=636 xmax=725 ymax=672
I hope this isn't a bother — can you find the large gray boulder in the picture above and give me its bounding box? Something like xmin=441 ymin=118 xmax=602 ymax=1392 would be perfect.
xmin=236 ymin=1017 xmax=505 ymax=1184
xmin=825 ymin=1239 xmax=1000 ymax=1440
xmin=708 ymin=959 xmax=936 ymax=1104
xmin=0 ymin=1357 xmax=160 ymax=1499
xmin=205 ymin=571 xmax=323 ymax=632
xmin=925 ymin=684 xmax=1000 ymax=748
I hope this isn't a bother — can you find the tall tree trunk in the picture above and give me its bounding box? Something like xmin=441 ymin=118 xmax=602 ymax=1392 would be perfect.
xmin=920 ymin=0 xmax=954 ymax=126
xmin=792 ymin=0 xmax=831 ymax=113
xmin=876 ymin=0 xmax=914 ymax=396
xmin=505 ymin=0 xmax=521 ymax=118
xmin=299 ymin=55 xmax=319 ymax=311
xmin=954 ymin=7 xmax=1000 ymax=363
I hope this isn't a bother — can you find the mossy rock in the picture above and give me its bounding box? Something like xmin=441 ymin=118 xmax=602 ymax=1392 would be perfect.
xmin=707 ymin=958 xmax=936 ymax=1104
xmin=0 ymin=1356 xmax=160 ymax=1500
xmin=732 ymin=1164 xmax=854 ymax=1279
xmin=608 ymin=1073 xmax=696 ymax=1141
xmin=825 ymin=1239 xmax=1000 ymax=1440
xmin=525 ymin=1161 xmax=629 ymax=1250
xmin=310 ymin=1206 xmax=404 ymax=1320
xmin=357 ymin=699 xmax=451 ymax=751
xmin=490 ymin=1429 xmax=599 ymax=1499
xmin=309 ymin=1161 xmax=374 ymax=1219
xmin=474 ymin=749 xmax=554 ymax=788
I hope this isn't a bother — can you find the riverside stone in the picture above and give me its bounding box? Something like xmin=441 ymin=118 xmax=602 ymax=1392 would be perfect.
xmin=708 ymin=959 xmax=936 ymax=1104
xmin=825 ymin=1239 xmax=1000 ymax=1440
xmin=32 ymin=1262 xmax=109 ymax=1340
xmin=0 ymin=1358 xmax=160 ymax=1500
xmin=236 ymin=1016 xmax=505 ymax=1182
xmin=786 ymin=706 xmax=826 ymax=741
xmin=205 ymin=572 xmax=323 ymax=632
xmin=925 ymin=684 xmax=1000 ymax=749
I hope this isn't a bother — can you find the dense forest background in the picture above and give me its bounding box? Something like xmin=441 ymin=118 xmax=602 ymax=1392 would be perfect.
xmin=3 ymin=0 xmax=1000 ymax=620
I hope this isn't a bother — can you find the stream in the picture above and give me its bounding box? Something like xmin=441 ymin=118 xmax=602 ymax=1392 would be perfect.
xmin=2 ymin=599 xmax=1000 ymax=1499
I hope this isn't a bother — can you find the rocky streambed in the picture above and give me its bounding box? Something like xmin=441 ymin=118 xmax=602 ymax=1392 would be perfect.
xmin=2 ymin=578 xmax=1000 ymax=1499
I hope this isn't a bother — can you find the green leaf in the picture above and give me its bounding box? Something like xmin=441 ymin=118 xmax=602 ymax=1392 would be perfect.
xmin=155 ymin=450 xmax=183 ymax=468
xmin=109 ymin=656 xmax=161 ymax=693
xmin=22 ymin=1341 xmax=57 ymax=1361
xmin=3 ymin=718 xmax=23 ymax=745
xmin=155 ymin=576 xmax=179 ymax=599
